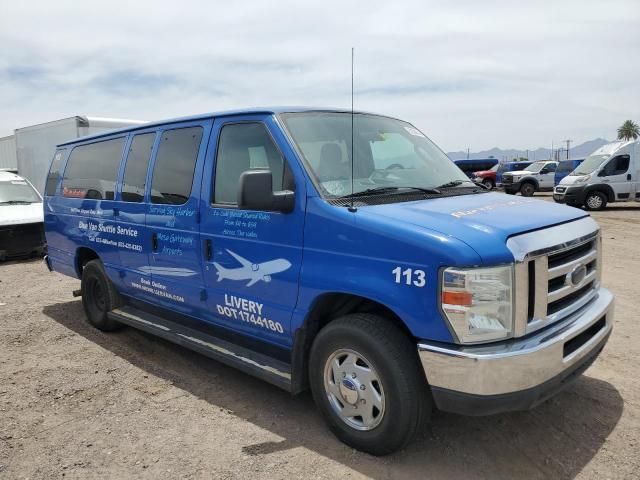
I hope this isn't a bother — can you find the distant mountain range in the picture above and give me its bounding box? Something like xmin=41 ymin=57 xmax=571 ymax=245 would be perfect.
xmin=448 ymin=138 xmax=611 ymax=161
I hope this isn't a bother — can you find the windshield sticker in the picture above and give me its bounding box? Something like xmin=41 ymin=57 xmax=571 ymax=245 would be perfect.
xmin=404 ymin=126 xmax=425 ymax=137
xmin=10 ymin=181 xmax=27 ymax=185
xmin=213 ymin=249 xmax=291 ymax=287
xmin=450 ymin=198 xmax=536 ymax=218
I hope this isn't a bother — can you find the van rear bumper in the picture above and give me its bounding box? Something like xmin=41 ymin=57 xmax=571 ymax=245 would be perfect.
xmin=417 ymin=287 xmax=613 ymax=416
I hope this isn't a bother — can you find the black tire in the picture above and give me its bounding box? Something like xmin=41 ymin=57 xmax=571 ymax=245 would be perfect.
xmin=519 ymin=182 xmax=536 ymax=197
xmin=81 ymin=259 xmax=123 ymax=331
xmin=504 ymin=189 xmax=516 ymax=195
xmin=584 ymin=191 xmax=607 ymax=211
xmin=309 ymin=314 xmax=431 ymax=455
xmin=482 ymin=179 xmax=494 ymax=190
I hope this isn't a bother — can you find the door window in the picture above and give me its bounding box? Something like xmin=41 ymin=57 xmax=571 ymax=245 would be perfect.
xmin=150 ymin=127 xmax=203 ymax=204
xmin=600 ymin=155 xmax=630 ymax=176
xmin=122 ymin=133 xmax=155 ymax=202
xmin=214 ymin=123 xmax=291 ymax=205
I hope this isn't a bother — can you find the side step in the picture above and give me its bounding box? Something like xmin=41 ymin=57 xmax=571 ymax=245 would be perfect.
xmin=108 ymin=305 xmax=292 ymax=391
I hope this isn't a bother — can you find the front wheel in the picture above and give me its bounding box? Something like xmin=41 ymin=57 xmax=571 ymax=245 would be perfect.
xmin=584 ymin=191 xmax=607 ymax=211
xmin=482 ymin=179 xmax=494 ymax=190
xmin=309 ymin=314 xmax=431 ymax=455
xmin=519 ymin=182 xmax=536 ymax=197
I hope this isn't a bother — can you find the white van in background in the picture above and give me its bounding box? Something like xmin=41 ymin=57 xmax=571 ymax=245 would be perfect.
xmin=554 ymin=140 xmax=639 ymax=210
xmin=0 ymin=171 xmax=45 ymax=261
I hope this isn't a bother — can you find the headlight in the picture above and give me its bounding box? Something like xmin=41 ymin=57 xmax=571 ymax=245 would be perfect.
xmin=574 ymin=174 xmax=591 ymax=183
xmin=441 ymin=265 xmax=513 ymax=344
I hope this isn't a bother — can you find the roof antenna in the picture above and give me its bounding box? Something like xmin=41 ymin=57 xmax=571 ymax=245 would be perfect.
xmin=348 ymin=47 xmax=357 ymax=213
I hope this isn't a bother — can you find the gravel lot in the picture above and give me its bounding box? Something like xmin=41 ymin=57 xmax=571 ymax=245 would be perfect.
xmin=1 ymin=196 xmax=639 ymax=479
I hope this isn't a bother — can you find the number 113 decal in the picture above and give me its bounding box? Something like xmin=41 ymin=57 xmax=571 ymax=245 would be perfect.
xmin=392 ymin=267 xmax=426 ymax=287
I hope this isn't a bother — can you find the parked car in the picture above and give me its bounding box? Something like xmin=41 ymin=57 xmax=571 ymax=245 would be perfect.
xmin=503 ymin=160 xmax=558 ymax=196
xmin=554 ymin=159 xmax=584 ymax=185
xmin=472 ymin=164 xmax=499 ymax=189
xmin=495 ymin=160 xmax=532 ymax=187
xmin=554 ymin=140 xmax=639 ymax=210
xmin=43 ymin=107 xmax=613 ymax=455
xmin=0 ymin=171 xmax=45 ymax=261
xmin=453 ymin=158 xmax=498 ymax=179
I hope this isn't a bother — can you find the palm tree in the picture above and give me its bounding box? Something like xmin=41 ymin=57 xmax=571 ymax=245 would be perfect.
xmin=617 ymin=120 xmax=639 ymax=141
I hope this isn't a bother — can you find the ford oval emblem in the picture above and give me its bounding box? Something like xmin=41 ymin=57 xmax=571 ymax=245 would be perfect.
xmin=568 ymin=264 xmax=587 ymax=287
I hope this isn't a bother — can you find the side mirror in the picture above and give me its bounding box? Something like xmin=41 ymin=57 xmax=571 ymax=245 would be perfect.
xmin=238 ymin=170 xmax=295 ymax=213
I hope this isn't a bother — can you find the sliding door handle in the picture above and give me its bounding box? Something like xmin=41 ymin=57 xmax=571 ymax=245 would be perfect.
xmin=204 ymin=239 xmax=213 ymax=261
xmin=151 ymin=232 xmax=158 ymax=251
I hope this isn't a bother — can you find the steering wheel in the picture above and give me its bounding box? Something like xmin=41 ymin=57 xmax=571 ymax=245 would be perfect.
xmin=386 ymin=163 xmax=405 ymax=170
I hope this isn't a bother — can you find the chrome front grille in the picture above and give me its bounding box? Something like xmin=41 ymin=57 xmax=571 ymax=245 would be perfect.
xmin=507 ymin=217 xmax=602 ymax=337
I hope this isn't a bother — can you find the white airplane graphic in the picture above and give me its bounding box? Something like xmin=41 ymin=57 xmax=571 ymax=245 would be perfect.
xmin=213 ymin=249 xmax=292 ymax=287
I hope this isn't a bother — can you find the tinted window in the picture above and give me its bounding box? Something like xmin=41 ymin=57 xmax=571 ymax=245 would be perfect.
xmin=122 ymin=133 xmax=155 ymax=202
xmin=45 ymin=149 xmax=66 ymax=196
xmin=601 ymin=155 xmax=630 ymax=176
xmin=214 ymin=123 xmax=288 ymax=205
xmin=150 ymin=127 xmax=203 ymax=205
xmin=62 ymin=138 xmax=125 ymax=200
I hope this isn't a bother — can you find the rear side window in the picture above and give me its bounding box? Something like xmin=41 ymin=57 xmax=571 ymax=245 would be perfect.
xmin=62 ymin=138 xmax=125 ymax=200
xmin=214 ymin=123 xmax=288 ymax=205
xmin=45 ymin=149 xmax=66 ymax=196
xmin=122 ymin=133 xmax=155 ymax=202
xmin=150 ymin=127 xmax=203 ymax=205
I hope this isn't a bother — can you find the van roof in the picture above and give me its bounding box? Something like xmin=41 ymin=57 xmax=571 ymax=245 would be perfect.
xmin=591 ymin=140 xmax=637 ymax=157
xmin=55 ymin=106 xmax=373 ymax=147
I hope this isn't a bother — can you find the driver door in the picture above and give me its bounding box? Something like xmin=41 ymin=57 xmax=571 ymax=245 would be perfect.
xmin=199 ymin=115 xmax=305 ymax=347
xmin=598 ymin=154 xmax=632 ymax=200
xmin=539 ymin=163 xmax=557 ymax=189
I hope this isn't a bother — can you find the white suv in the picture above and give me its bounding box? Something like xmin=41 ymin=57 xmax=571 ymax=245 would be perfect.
xmin=0 ymin=171 xmax=45 ymax=261
xmin=503 ymin=160 xmax=558 ymax=196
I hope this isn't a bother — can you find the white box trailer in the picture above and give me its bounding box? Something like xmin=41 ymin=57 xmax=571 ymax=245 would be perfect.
xmin=15 ymin=116 xmax=146 ymax=194
xmin=0 ymin=135 xmax=17 ymax=170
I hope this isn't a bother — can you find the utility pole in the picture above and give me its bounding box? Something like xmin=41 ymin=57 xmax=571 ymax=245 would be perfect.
xmin=564 ymin=139 xmax=572 ymax=160
xmin=467 ymin=147 xmax=470 ymax=160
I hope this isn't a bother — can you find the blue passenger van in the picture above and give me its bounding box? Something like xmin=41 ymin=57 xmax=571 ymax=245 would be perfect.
xmin=44 ymin=108 xmax=614 ymax=455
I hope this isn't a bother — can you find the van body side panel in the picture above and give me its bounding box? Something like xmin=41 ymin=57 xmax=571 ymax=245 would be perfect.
xmin=141 ymin=120 xmax=213 ymax=317
xmin=199 ymin=114 xmax=308 ymax=348
xmin=294 ymin=198 xmax=482 ymax=343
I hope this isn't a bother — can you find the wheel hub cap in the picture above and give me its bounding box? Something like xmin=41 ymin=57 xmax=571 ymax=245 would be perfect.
xmin=324 ymin=349 xmax=385 ymax=431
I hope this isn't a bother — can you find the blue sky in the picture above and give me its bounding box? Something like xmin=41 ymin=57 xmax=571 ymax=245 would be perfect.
xmin=0 ymin=0 xmax=638 ymax=151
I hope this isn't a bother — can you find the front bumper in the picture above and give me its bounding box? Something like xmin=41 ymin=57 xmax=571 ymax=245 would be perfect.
xmin=0 ymin=222 xmax=46 ymax=260
xmin=553 ymin=185 xmax=586 ymax=204
xmin=418 ymin=287 xmax=613 ymax=415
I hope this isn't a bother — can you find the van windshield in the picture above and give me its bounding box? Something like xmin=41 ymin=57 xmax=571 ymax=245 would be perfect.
xmin=573 ymin=154 xmax=608 ymax=175
xmin=280 ymin=112 xmax=470 ymax=198
xmin=0 ymin=180 xmax=42 ymax=204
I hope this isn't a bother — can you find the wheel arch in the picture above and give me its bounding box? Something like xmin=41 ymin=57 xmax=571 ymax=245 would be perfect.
xmin=290 ymin=292 xmax=413 ymax=394
xmin=585 ymin=184 xmax=615 ymax=202
xmin=520 ymin=177 xmax=539 ymax=190
xmin=75 ymin=246 xmax=100 ymax=277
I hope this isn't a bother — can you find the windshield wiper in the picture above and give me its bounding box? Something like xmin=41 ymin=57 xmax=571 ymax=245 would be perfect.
xmin=0 ymin=200 xmax=33 ymax=205
xmin=339 ymin=186 xmax=441 ymax=199
xmin=436 ymin=179 xmax=487 ymax=190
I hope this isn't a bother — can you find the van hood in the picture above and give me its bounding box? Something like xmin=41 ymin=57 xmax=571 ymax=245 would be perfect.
xmin=360 ymin=192 xmax=587 ymax=264
xmin=559 ymin=175 xmax=588 ymax=186
xmin=0 ymin=202 xmax=44 ymax=226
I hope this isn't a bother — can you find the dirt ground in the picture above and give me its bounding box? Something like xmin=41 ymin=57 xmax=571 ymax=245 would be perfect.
xmin=1 ymin=195 xmax=639 ymax=480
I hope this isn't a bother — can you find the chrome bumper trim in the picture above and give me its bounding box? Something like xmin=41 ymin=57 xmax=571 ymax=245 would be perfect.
xmin=418 ymin=287 xmax=613 ymax=396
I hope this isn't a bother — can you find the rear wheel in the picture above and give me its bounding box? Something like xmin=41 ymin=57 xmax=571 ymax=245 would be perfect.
xmin=309 ymin=314 xmax=431 ymax=455
xmin=482 ymin=179 xmax=494 ymax=190
xmin=519 ymin=182 xmax=536 ymax=197
xmin=81 ymin=259 xmax=123 ymax=331
xmin=584 ymin=191 xmax=607 ymax=211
